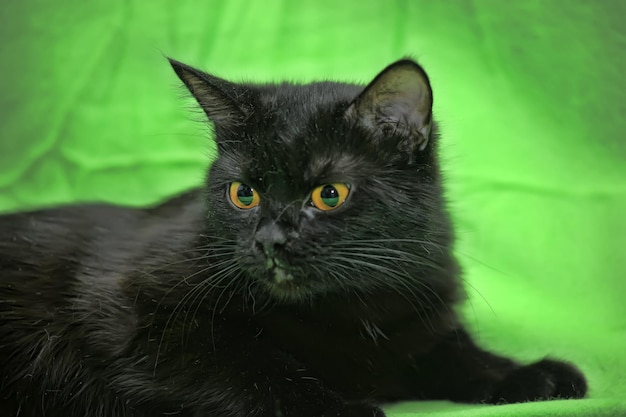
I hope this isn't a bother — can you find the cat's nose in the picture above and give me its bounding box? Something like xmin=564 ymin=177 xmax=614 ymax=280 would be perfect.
xmin=254 ymin=223 xmax=287 ymax=255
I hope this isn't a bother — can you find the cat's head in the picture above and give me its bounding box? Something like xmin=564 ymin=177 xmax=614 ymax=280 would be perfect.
xmin=170 ymin=58 xmax=454 ymax=304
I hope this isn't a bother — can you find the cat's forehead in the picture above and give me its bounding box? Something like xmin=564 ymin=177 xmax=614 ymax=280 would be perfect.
xmin=255 ymin=81 xmax=361 ymax=129
xmin=231 ymin=82 xmax=371 ymax=195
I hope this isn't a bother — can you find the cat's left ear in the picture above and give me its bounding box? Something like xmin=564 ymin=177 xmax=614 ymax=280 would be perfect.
xmin=345 ymin=59 xmax=433 ymax=152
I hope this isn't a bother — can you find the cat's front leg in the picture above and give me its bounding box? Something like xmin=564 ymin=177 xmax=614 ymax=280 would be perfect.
xmin=410 ymin=328 xmax=587 ymax=404
xmin=218 ymin=347 xmax=386 ymax=417
xmin=136 ymin=337 xmax=384 ymax=417
xmin=272 ymin=396 xmax=384 ymax=417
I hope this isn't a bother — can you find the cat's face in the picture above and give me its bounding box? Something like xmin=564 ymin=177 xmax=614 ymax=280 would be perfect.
xmin=171 ymin=59 xmax=451 ymax=303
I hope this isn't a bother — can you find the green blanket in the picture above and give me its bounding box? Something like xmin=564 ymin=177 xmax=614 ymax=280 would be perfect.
xmin=1 ymin=1 xmax=624 ymax=415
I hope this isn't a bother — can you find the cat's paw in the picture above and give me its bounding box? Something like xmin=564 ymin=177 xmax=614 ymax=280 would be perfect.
xmin=490 ymin=359 xmax=587 ymax=404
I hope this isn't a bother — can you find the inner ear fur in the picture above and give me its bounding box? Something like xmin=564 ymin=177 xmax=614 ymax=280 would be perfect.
xmin=346 ymin=59 xmax=433 ymax=152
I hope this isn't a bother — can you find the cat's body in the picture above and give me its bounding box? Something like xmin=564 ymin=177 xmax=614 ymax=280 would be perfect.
xmin=0 ymin=59 xmax=586 ymax=416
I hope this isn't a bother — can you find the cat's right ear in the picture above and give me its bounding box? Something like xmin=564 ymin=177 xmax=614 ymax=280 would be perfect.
xmin=168 ymin=58 xmax=249 ymax=128
xmin=345 ymin=59 xmax=433 ymax=153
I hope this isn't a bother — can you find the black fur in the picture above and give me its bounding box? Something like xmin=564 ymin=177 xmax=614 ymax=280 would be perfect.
xmin=0 ymin=59 xmax=587 ymax=416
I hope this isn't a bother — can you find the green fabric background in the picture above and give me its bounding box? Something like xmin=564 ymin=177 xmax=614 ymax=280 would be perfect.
xmin=1 ymin=1 xmax=624 ymax=416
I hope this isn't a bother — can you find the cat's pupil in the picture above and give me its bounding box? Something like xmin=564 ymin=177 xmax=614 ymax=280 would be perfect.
xmin=320 ymin=185 xmax=339 ymax=207
xmin=237 ymin=184 xmax=254 ymax=206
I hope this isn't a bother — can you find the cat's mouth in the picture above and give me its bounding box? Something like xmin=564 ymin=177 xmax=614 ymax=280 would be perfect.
xmin=265 ymin=257 xmax=293 ymax=283
xmin=271 ymin=265 xmax=294 ymax=285
xmin=263 ymin=258 xmax=310 ymax=300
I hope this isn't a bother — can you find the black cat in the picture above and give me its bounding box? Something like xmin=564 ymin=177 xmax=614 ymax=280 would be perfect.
xmin=0 ymin=58 xmax=587 ymax=417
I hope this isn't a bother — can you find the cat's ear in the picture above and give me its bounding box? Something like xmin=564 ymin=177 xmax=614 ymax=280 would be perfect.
xmin=168 ymin=58 xmax=249 ymax=128
xmin=345 ymin=59 xmax=433 ymax=152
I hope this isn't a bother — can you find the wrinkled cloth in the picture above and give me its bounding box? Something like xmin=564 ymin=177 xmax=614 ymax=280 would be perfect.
xmin=0 ymin=1 xmax=624 ymax=416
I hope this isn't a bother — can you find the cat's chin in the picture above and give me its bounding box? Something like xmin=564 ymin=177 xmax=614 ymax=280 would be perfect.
xmin=263 ymin=267 xmax=314 ymax=303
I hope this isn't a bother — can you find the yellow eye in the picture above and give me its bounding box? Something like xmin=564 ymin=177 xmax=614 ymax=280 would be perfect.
xmin=310 ymin=183 xmax=350 ymax=211
xmin=229 ymin=182 xmax=260 ymax=209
